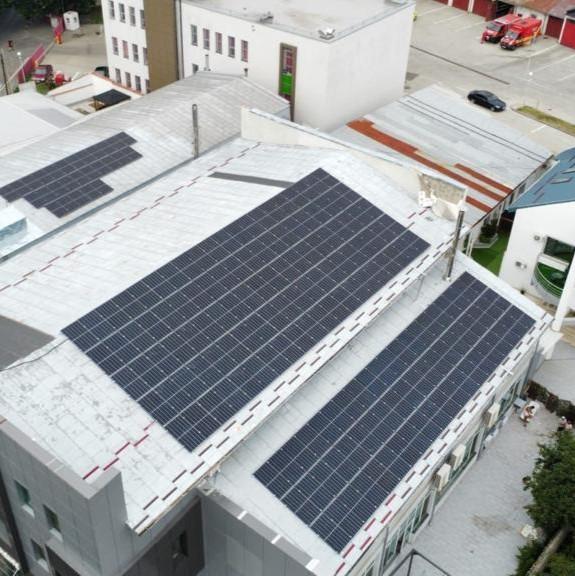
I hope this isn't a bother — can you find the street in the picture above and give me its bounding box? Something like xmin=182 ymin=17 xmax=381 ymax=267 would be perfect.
xmin=408 ymin=0 xmax=575 ymax=152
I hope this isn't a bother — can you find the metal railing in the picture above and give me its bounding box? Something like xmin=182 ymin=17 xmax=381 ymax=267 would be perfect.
xmin=534 ymin=262 xmax=564 ymax=299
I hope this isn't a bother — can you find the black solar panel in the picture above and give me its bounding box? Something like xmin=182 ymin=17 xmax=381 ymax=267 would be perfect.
xmin=0 ymin=132 xmax=141 ymax=217
xmin=255 ymin=272 xmax=535 ymax=552
xmin=63 ymin=169 xmax=429 ymax=451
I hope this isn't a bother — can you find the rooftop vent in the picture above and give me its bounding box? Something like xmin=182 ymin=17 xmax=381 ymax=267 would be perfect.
xmin=318 ymin=28 xmax=336 ymax=39
xmin=259 ymin=11 xmax=273 ymax=23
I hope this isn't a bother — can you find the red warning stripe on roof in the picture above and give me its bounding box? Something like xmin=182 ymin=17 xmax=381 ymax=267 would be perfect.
xmin=347 ymin=119 xmax=508 ymax=213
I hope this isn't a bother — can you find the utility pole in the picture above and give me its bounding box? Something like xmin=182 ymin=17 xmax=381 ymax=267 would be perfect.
xmin=0 ymin=50 xmax=11 ymax=95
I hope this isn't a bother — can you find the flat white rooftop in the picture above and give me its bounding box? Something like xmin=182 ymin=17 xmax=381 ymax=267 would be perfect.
xmin=185 ymin=0 xmax=412 ymax=40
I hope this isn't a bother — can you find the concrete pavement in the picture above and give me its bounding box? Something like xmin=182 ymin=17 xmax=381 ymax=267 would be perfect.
xmin=533 ymin=340 xmax=575 ymax=403
xmin=408 ymin=0 xmax=575 ymax=154
xmin=410 ymin=409 xmax=557 ymax=576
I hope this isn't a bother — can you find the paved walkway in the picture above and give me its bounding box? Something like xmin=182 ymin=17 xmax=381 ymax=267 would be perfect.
xmin=534 ymin=340 xmax=575 ymax=404
xmin=409 ymin=409 xmax=557 ymax=576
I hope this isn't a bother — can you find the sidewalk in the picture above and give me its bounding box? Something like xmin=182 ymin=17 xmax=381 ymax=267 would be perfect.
xmin=410 ymin=409 xmax=557 ymax=576
xmin=534 ymin=340 xmax=575 ymax=404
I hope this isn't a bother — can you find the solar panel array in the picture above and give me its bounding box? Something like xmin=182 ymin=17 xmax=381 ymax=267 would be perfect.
xmin=64 ymin=168 xmax=429 ymax=451
xmin=0 ymin=132 xmax=141 ymax=217
xmin=255 ymin=272 xmax=535 ymax=552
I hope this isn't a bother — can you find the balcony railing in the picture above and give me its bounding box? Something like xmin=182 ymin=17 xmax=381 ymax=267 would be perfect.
xmin=534 ymin=262 xmax=565 ymax=300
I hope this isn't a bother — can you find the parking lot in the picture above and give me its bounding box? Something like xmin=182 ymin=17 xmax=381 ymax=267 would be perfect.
xmin=408 ymin=0 xmax=575 ymax=151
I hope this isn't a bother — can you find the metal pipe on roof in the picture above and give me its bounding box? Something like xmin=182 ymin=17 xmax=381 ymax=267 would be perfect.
xmin=444 ymin=205 xmax=466 ymax=281
xmin=192 ymin=103 xmax=200 ymax=159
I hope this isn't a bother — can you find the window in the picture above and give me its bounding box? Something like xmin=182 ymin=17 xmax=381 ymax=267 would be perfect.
xmin=15 ymin=481 xmax=32 ymax=513
xmin=203 ymin=28 xmax=210 ymax=50
xmin=31 ymin=540 xmax=47 ymax=568
xmin=135 ymin=75 xmax=141 ymax=92
xmin=361 ymin=564 xmax=374 ymax=576
xmin=241 ymin=39 xmax=248 ymax=62
xmin=191 ymin=24 xmax=198 ymax=46
xmin=171 ymin=531 xmax=188 ymax=566
xmin=129 ymin=6 xmax=136 ymax=26
xmin=109 ymin=0 xmax=115 ymax=19
xmin=44 ymin=506 xmax=61 ymax=537
xmin=228 ymin=35 xmax=235 ymax=58
xmin=125 ymin=72 xmax=131 ymax=88
xmin=112 ymin=36 xmax=119 ymax=55
xmin=119 ymin=2 xmax=125 ymax=22
xmin=143 ymin=46 xmax=148 ymax=65
xmin=115 ymin=68 xmax=121 ymax=83
xmin=122 ymin=40 xmax=129 ymax=59
xmin=215 ymin=32 xmax=222 ymax=54
xmin=544 ymin=238 xmax=575 ymax=263
xmin=140 ymin=9 xmax=145 ymax=29
xmin=132 ymin=43 xmax=139 ymax=62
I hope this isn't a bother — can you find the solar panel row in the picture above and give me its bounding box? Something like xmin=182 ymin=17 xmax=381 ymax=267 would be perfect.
xmin=255 ymin=272 xmax=535 ymax=552
xmin=64 ymin=169 xmax=429 ymax=451
xmin=0 ymin=132 xmax=141 ymax=217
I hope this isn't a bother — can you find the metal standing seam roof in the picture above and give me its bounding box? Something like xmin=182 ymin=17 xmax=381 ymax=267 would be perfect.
xmin=212 ymin=257 xmax=547 ymax=576
xmin=0 ymin=73 xmax=289 ymax=243
xmin=0 ymin=140 xmax=456 ymax=537
xmin=332 ymin=85 xmax=551 ymax=227
xmin=510 ymin=147 xmax=575 ymax=210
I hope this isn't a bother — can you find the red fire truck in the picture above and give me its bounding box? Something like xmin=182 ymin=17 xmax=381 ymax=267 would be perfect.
xmin=482 ymin=14 xmax=521 ymax=43
xmin=500 ymin=16 xmax=542 ymax=49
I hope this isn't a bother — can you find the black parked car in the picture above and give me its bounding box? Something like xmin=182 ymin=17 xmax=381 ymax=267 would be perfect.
xmin=467 ymin=90 xmax=506 ymax=112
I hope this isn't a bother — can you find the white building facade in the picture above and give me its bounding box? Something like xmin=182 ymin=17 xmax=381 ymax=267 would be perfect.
xmin=100 ymin=0 xmax=414 ymax=130
xmin=102 ymin=0 xmax=149 ymax=93
xmin=178 ymin=0 xmax=414 ymax=130
xmin=500 ymin=147 xmax=575 ymax=333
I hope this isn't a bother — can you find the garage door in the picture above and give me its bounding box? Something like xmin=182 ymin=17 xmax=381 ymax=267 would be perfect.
xmin=472 ymin=0 xmax=494 ymax=18
xmin=546 ymin=16 xmax=563 ymax=38
xmin=453 ymin=0 xmax=470 ymax=11
xmin=561 ymin=19 xmax=575 ymax=48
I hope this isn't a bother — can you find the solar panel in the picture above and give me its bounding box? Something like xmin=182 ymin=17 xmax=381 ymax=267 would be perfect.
xmin=63 ymin=168 xmax=429 ymax=451
xmin=0 ymin=132 xmax=141 ymax=217
xmin=254 ymin=272 xmax=535 ymax=552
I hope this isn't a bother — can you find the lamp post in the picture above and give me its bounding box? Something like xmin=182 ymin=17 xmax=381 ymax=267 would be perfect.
xmin=16 ymin=52 xmax=24 ymax=84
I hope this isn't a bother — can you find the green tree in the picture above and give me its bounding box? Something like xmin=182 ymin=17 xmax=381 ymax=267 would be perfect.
xmin=514 ymin=540 xmax=544 ymax=576
xmin=525 ymin=432 xmax=575 ymax=533
xmin=547 ymin=553 xmax=575 ymax=576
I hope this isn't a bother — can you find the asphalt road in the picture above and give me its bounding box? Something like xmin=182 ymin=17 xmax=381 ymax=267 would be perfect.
xmin=407 ymin=0 xmax=575 ymax=152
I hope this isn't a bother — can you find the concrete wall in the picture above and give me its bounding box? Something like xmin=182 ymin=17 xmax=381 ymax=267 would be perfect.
xmin=500 ymin=202 xmax=575 ymax=307
xmin=0 ymin=419 xmax=207 ymax=576
xmin=201 ymin=496 xmax=312 ymax=576
xmin=143 ymin=0 xmax=179 ymax=90
xmin=102 ymin=0 xmax=149 ymax=91
xmin=180 ymin=3 xmax=413 ymax=130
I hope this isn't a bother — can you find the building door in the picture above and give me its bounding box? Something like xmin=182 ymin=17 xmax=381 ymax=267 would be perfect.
xmin=546 ymin=16 xmax=563 ymax=38
xmin=453 ymin=0 xmax=470 ymax=11
xmin=472 ymin=0 xmax=495 ymax=19
xmin=561 ymin=18 xmax=575 ymax=48
xmin=279 ymin=44 xmax=297 ymax=120
xmin=494 ymin=0 xmax=513 ymax=17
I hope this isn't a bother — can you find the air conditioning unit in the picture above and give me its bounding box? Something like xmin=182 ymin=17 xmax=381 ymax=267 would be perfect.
xmin=449 ymin=444 xmax=466 ymax=470
xmin=484 ymin=402 xmax=501 ymax=428
xmin=435 ymin=463 xmax=451 ymax=491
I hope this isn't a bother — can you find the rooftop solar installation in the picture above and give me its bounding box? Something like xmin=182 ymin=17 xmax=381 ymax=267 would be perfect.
xmin=0 ymin=132 xmax=141 ymax=217
xmin=254 ymin=272 xmax=535 ymax=552
xmin=63 ymin=168 xmax=429 ymax=451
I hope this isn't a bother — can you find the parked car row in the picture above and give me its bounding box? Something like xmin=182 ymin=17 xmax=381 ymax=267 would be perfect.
xmin=481 ymin=14 xmax=542 ymax=50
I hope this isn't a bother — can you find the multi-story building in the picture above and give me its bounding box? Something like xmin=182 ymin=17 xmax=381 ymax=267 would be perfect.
xmin=0 ymin=101 xmax=550 ymax=576
xmin=102 ymin=0 xmax=415 ymax=129
xmin=500 ymin=147 xmax=575 ymax=333
xmin=102 ymin=0 xmax=149 ymax=93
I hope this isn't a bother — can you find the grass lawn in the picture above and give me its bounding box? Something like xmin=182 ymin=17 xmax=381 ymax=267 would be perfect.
xmin=472 ymin=232 xmax=509 ymax=275
xmin=517 ymin=106 xmax=575 ymax=137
